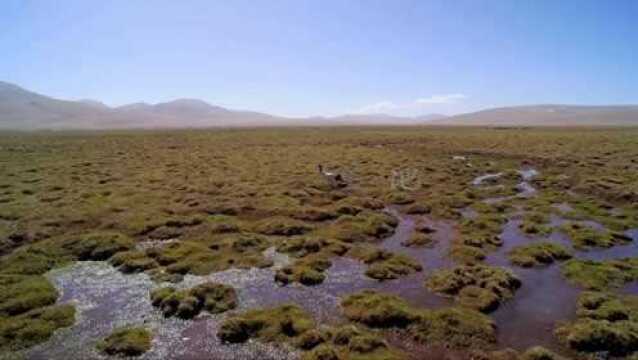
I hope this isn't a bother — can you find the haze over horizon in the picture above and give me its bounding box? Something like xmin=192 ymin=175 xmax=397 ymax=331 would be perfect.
xmin=1 ymin=0 xmax=637 ymax=117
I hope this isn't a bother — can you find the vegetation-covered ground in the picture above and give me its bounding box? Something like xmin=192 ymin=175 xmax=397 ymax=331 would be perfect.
xmin=1 ymin=127 xmax=638 ymax=359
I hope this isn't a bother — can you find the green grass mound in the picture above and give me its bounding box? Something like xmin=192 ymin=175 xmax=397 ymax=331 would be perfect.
xmin=218 ymin=304 xmax=314 ymax=343
xmin=111 ymin=235 xmax=274 ymax=277
xmin=508 ymin=242 xmax=572 ymax=267
xmin=0 ymin=304 xmax=75 ymax=352
xmin=275 ymin=255 xmax=332 ymax=286
xmin=561 ymin=258 xmax=638 ymax=290
xmin=449 ymin=213 xmax=506 ymax=263
xmin=0 ymin=231 xmax=135 ymax=276
xmin=347 ymin=245 xmax=422 ymax=280
xmin=277 ymin=237 xmax=349 ymax=258
xmin=301 ymin=325 xmax=404 ymax=360
xmin=449 ymin=244 xmax=487 ymax=265
xmin=405 ymin=203 xmax=431 ymax=215
xmin=327 ymin=211 xmax=398 ymax=243
xmin=274 ymin=236 xmax=350 ymax=286
xmin=519 ymin=212 xmax=552 ymax=236
xmin=386 ymin=192 xmax=415 ymax=205
xmin=561 ymin=222 xmax=632 ymax=249
xmin=150 ymin=282 xmax=237 ymax=319
xmin=218 ymin=302 xmax=405 ymax=359
xmin=425 ymin=264 xmax=521 ymax=312
xmin=401 ymin=232 xmax=434 ymax=247
xmin=472 ymin=346 xmax=567 ymax=360
xmin=458 ymin=214 xmax=507 ymax=248
xmin=110 ymin=250 xmax=159 ymax=273
xmin=411 ymin=306 xmax=496 ymax=348
xmin=292 ymin=208 xmax=340 ymax=222
xmin=59 ymin=232 xmax=135 ymax=261
xmin=0 ymin=275 xmax=58 ymax=317
xmin=341 ymin=290 xmax=416 ymax=328
xmin=254 ymin=216 xmax=314 ymax=236
xmin=341 ymin=290 xmax=496 ymax=349
xmin=555 ymin=292 xmax=638 ymax=356
xmin=0 ymin=243 xmax=79 ymax=351
xmin=96 ymin=327 xmax=152 ymax=357
xmin=520 ymin=346 xmax=567 ymax=360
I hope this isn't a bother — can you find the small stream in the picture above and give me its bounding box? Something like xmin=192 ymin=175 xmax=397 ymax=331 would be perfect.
xmin=486 ymin=215 xmax=638 ymax=352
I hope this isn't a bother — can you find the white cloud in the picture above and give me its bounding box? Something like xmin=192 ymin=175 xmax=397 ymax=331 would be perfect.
xmin=415 ymin=93 xmax=467 ymax=105
xmin=353 ymin=94 xmax=468 ymax=116
xmin=354 ymin=101 xmax=398 ymax=114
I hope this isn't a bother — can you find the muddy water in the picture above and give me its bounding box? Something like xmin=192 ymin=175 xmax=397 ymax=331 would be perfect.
xmin=486 ymin=216 xmax=638 ymax=352
xmin=571 ymin=229 xmax=638 ymax=261
xmin=548 ymin=214 xmax=638 ymax=261
xmin=485 ymin=219 xmax=580 ymax=352
xmin=26 ymin=262 xmax=299 ymax=360
xmin=468 ymin=168 xmax=637 ymax=353
xmin=372 ymin=209 xmax=456 ymax=309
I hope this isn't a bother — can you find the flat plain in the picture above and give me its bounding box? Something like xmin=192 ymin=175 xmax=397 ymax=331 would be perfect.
xmin=1 ymin=126 xmax=638 ymax=360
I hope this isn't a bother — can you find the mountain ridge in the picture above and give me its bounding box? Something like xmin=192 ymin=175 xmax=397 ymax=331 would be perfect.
xmin=1 ymin=81 xmax=637 ymax=129
xmin=433 ymin=104 xmax=638 ymax=126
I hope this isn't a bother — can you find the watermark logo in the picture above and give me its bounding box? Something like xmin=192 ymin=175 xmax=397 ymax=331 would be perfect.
xmin=391 ymin=168 xmax=420 ymax=191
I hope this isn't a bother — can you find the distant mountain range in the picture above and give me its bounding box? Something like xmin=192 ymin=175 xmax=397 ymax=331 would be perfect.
xmin=1 ymin=81 xmax=637 ymax=129
xmin=431 ymin=104 xmax=638 ymax=127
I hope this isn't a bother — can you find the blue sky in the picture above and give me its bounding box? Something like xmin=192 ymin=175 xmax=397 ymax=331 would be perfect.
xmin=1 ymin=0 xmax=636 ymax=116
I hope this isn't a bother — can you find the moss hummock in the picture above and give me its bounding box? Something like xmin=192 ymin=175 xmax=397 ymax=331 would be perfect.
xmin=302 ymin=325 xmax=404 ymax=360
xmin=459 ymin=214 xmax=506 ymax=248
xmin=472 ymin=346 xmax=567 ymax=360
xmin=218 ymin=302 xmax=405 ymax=359
xmin=449 ymin=212 xmax=506 ymax=264
xmin=508 ymin=242 xmax=572 ymax=267
xmin=561 ymin=257 xmax=638 ymax=290
xmin=411 ymin=306 xmax=496 ymax=348
xmin=150 ymin=282 xmax=237 ymax=319
xmin=326 ymin=211 xmax=398 ymax=244
xmin=110 ymin=250 xmax=159 ymax=273
xmin=347 ymin=245 xmax=422 ymax=280
xmin=254 ymin=216 xmax=314 ymax=236
xmin=0 ymin=304 xmax=75 ymax=352
xmin=218 ymin=304 xmax=314 ymax=343
xmin=0 ymin=275 xmax=58 ymax=317
xmin=274 ymin=236 xmax=347 ymax=286
xmin=341 ymin=290 xmax=496 ymax=349
xmin=341 ymin=290 xmax=416 ymax=328
xmin=519 ymin=212 xmax=551 ymax=236
xmin=520 ymin=346 xmax=567 ymax=360
xmin=425 ymin=264 xmax=521 ymax=312
xmin=60 ymin=232 xmax=135 ymax=261
xmin=275 ymin=255 xmax=332 ymax=286
xmin=555 ymin=292 xmax=638 ymax=357
xmin=97 ymin=327 xmax=152 ymax=357
xmin=111 ymin=235 xmax=274 ymax=277
xmin=561 ymin=222 xmax=632 ymax=249
xmin=449 ymin=245 xmax=487 ymax=264
xmin=401 ymin=232 xmax=434 ymax=247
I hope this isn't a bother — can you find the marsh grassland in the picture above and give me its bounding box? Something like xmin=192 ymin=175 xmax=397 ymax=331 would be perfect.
xmin=1 ymin=127 xmax=638 ymax=359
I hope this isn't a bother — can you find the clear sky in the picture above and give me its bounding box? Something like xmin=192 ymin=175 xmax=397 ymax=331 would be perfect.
xmin=1 ymin=0 xmax=636 ymax=117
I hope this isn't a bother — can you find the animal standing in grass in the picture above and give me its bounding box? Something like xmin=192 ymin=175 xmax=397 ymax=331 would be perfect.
xmin=318 ymin=164 xmax=347 ymax=189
